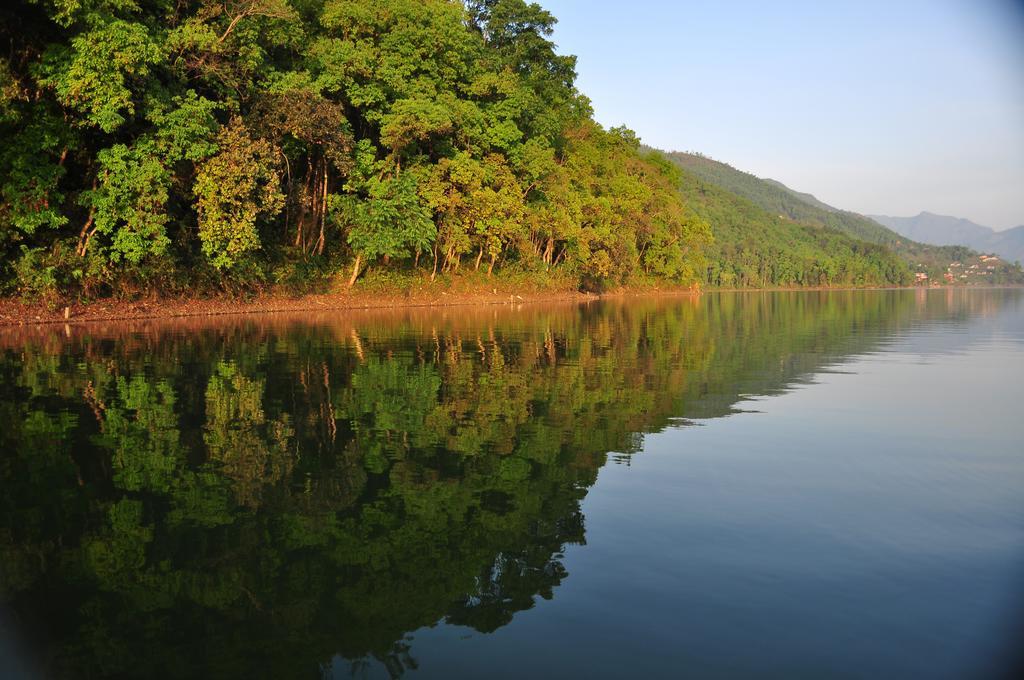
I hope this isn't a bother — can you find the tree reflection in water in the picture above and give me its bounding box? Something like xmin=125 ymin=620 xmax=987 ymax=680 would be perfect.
xmin=0 ymin=290 xmax=1010 ymax=678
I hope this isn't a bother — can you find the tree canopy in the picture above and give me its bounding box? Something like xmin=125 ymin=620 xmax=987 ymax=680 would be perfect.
xmin=0 ymin=0 xmax=719 ymax=298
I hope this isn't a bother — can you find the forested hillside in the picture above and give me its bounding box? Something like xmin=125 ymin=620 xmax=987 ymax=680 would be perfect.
xmin=0 ymin=0 xmax=713 ymax=300
xmin=665 ymin=152 xmax=900 ymax=245
xmin=669 ymin=160 xmax=911 ymax=287
xmin=665 ymin=151 xmax=1024 ymax=284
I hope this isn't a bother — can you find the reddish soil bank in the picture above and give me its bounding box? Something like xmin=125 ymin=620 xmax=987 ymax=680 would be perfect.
xmin=5 ymin=281 xmax=999 ymax=328
xmin=0 ymin=283 xmax=608 ymax=326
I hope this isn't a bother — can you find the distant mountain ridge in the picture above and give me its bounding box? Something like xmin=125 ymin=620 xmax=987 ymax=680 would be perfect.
xmin=870 ymin=212 xmax=1024 ymax=265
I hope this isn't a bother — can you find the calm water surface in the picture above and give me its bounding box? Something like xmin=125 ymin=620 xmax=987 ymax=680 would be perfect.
xmin=1 ymin=289 xmax=1022 ymax=678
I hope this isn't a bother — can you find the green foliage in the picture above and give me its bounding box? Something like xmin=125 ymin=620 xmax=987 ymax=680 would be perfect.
xmin=85 ymin=141 xmax=171 ymax=264
xmin=335 ymin=171 xmax=435 ymax=263
xmin=38 ymin=19 xmax=162 ymax=132
xmin=10 ymin=246 xmax=59 ymax=298
xmin=0 ymin=111 xmax=70 ymax=241
xmin=1 ymin=0 xmax=718 ymax=298
xmin=552 ymin=125 xmax=712 ymax=287
xmin=194 ymin=118 xmax=285 ymax=269
xmin=665 ymin=151 xmax=902 ymax=245
xmin=148 ymin=91 xmax=221 ymax=163
xmin=0 ymin=0 xmax=940 ymax=299
xmin=661 ymin=154 xmax=912 ymax=287
xmin=8 ymin=238 xmax=107 ymax=300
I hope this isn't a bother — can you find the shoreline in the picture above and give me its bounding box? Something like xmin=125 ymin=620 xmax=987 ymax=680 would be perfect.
xmin=0 ymin=283 xmax=601 ymax=327
xmin=0 ymin=283 xmax=1016 ymax=328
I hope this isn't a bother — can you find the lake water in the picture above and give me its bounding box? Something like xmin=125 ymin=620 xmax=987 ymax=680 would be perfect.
xmin=1 ymin=289 xmax=1022 ymax=679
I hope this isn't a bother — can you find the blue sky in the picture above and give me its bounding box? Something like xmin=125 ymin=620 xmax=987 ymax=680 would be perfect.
xmin=541 ymin=0 xmax=1024 ymax=229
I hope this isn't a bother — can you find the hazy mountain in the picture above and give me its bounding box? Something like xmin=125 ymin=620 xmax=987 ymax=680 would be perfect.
xmin=870 ymin=212 xmax=1024 ymax=265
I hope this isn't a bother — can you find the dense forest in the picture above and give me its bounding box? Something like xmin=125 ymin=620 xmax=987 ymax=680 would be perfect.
xmin=0 ymin=0 xmax=942 ymax=303
xmin=0 ymin=0 xmax=718 ymax=300
xmin=2 ymin=290 xmax=1002 ymax=676
xmin=666 ymin=151 xmax=902 ymax=245
xmin=673 ymin=164 xmax=911 ymax=288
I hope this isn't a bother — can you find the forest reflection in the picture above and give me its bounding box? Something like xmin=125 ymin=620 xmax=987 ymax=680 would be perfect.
xmin=0 ymin=289 xmax=1013 ymax=678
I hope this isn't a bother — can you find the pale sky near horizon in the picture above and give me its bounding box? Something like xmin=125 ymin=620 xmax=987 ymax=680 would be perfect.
xmin=542 ymin=0 xmax=1024 ymax=230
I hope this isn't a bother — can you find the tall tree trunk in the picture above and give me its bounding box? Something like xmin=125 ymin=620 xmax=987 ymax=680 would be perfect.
xmin=475 ymin=246 xmax=484 ymax=271
xmin=79 ymin=224 xmax=100 ymax=257
xmin=76 ymin=178 xmax=98 ymax=256
xmin=553 ymin=244 xmax=568 ymax=267
xmin=316 ymin=163 xmax=328 ymax=255
xmin=487 ymin=253 xmax=497 ymax=276
xmin=348 ymin=254 xmax=362 ymax=287
xmin=442 ymin=246 xmax=453 ymax=274
xmin=309 ymin=165 xmax=321 ymax=254
xmin=297 ymin=159 xmax=313 ymax=249
xmin=283 ymin=153 xmax=292 ymax=237
xmin=76 ymin=210 xmax=96 ymax=257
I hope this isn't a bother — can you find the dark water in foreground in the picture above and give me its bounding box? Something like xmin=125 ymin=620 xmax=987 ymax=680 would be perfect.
xmin=1 ymin=289 xmax=1023 ymax=679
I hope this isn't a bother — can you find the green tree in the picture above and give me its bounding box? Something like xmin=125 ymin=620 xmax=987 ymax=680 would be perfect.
xmin=194 ymin=118 xmax=285 ymax=269
xmin=334 ymin=171 xmax=435 ymax=285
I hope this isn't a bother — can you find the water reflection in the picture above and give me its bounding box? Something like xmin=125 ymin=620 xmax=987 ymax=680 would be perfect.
xmin=0 ymin=289 xmax=1018 ymax=678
